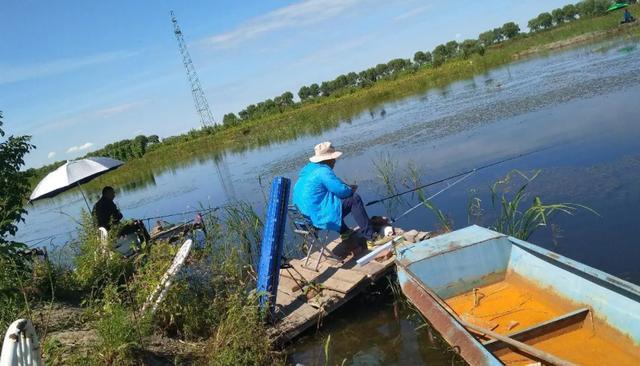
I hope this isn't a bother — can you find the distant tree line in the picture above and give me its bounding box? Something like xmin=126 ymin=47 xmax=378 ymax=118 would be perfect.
xmin=27 ymin=134 xmax=160 ymax=181
xmin=28 ymin=0 xmax=621 ymax=180
xmin=85 ymin=134 xmax=160 ymax=161
xmin=527 ymin=0 xmax=614 ymax=32
xmin=221 ymin=1 xmax=617 ymax=127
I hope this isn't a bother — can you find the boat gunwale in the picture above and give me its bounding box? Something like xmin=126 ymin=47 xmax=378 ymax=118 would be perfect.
xmin=397 ymin=225 xmax=640 ymax=300
xmin=508 ymin=236 xmax=640 ymax=300
xmin=396 ymin=261 xmax=502 ymax=365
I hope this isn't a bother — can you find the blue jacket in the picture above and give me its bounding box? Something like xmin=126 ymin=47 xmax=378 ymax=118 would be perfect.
xmin=292 ymin=162 xmax=353 ymax=232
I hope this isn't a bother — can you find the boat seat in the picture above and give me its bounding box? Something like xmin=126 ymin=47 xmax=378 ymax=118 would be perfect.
xmin=287 ymin=205 xmax=338 ymax=271
xmin=97 ymin=227 xmax=140 ymax=257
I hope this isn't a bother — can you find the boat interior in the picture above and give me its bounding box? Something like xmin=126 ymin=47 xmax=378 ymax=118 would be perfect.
xmin=400 ymin=226 xmax=640 ymax=365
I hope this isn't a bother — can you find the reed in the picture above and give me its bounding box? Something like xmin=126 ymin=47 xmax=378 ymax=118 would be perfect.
xmin=477 ymin=170 xmax=599 ymax=240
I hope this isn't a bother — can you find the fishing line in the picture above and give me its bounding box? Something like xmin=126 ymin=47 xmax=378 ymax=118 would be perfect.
xmin=140 ymin=206 xmax=220 ymax=222
xmin=366 ymin=147 xmax=550 ymax=207
xmin=390 ymin=170 xmax=475 ymax=224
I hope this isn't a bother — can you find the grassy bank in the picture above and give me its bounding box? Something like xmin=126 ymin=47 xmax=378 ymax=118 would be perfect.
xmin=30 ymin=5 xmax=640 ymax=197
xmin=2 ymin=205 xmax=286 ymax=365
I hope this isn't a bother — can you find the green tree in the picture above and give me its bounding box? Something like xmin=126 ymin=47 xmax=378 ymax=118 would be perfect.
xmin=445 ymin=40 xmax=459 ymax=58
xmin=319 ymin=81 xmax=332 ymax=96
xmin=551 ymin=8 xmax=566 ymax=25
xmin=387 ymin=58 xmax=411 ymax=74
xmin=308 ymin=83 xmax=320 ymax=97
xmin=278 ymin=91 xmax=294 ymax=107
xmin=478 ymin=30 xmax=496 ymax=46
xmin=492 ymin=27 xmax=505 ymax=43
xmin=0 ymin=111 xmax=35 ymax=259
xmin=413 ymin=51 xmax=428 ymax=65
xmin=422 ymin=51 xmax=432 ymax=64
xmin=576 ymin=0 xmax=609 ymax=17
xmin=433 ymin=44 xmax=448 ymax=58
xmin=562 ymin=4 xmax=578 ymax=20
xmin=358 ymin=68 xmax=377 ymax=86
xmin=346 ymin=72 xmax=359 ymax=87
xmin=460 ymin=39 xmax=480 ymax=58
xmin=298 ymin=85 xmax=311 ymax=101
xmin=374 ymin=63 xmax=389 ymax=79
xmin=537 ymin=12 xmax=553 ymax=29
xmin=528 ymin=17 xmax=541 ymax=32
xmin=432 ymin=44 xmax=448 ymax=67
xmin=501 ymin=22 xmax=520 ymax=39
xmin=223 ymin=113 xmax=239 ymax=126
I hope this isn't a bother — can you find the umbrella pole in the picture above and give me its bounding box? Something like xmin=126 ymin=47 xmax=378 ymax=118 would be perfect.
xmin=76 ymin=182 xmax=92 ymax=212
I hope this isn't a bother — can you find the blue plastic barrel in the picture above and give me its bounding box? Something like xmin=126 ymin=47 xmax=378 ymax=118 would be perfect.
xmin=256 ymin=176 xmax=290 ymax=315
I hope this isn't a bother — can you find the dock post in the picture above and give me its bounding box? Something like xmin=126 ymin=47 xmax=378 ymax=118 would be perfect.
xmin=256 ymin=176 xmax=290 ymax=317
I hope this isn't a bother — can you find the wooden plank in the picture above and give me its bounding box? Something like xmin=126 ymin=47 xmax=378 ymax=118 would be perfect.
xmin=347 ymin=260 xmax=385 ymax=277
xmin=483 ymin=308 xmax=590 ymax=352
xmin=282 ymin=260 xmax=366 ymax=285
xmin=462 ymin=321 xmax=577 ymax=366
xmin=277 ymin=276 xmax=303 ymax=296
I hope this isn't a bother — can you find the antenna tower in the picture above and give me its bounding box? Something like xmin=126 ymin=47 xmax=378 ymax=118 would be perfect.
xmin=170 ymin=10 xmax=215 ymax=127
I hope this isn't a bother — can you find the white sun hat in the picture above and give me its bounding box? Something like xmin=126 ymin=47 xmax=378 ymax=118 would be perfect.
xmin=309 ymin=141 xmax=343 ymax=163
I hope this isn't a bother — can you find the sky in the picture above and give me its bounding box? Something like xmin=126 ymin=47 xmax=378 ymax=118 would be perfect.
xmin=0 ymin=0 xmax=574 ymax=168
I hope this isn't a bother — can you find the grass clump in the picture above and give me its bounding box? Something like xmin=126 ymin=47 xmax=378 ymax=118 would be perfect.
xmin=206 ymin=292 xmax=282 ymax=366
xmin=93 ymin=283 xmax=148 ymax=365
xmin=472 ymin=169 xmax=598 ymax=240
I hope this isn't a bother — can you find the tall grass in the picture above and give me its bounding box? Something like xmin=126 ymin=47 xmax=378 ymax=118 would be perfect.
xmin=7 ymin=201 xmax=286 ymax=365
xmin=482 ymin=170 xmax=598 ymax=240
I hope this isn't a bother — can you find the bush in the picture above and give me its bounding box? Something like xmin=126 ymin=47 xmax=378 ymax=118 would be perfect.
xmin=94 ymin=284 xmax=149 ymax=365
xmin=206 ymin=292 xmax=282 ymax=366
xmin=72 ymin=213 xmax=132 ymax=301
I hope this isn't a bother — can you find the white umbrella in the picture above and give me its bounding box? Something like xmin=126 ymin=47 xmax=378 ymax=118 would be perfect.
xmin=30 ymin=157 xmax=124 ymax=209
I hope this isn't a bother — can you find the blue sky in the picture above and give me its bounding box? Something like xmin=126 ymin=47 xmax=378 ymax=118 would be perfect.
xmin=1 ymin=0 xmax=573 ymax=168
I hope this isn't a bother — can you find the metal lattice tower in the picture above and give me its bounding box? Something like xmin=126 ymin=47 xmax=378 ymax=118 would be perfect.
xmin=171 ymin=11 xmax=215 ymax=127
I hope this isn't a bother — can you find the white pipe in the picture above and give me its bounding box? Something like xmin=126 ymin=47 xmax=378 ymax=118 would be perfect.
xmin=356 ymin=235 xmax=403 ymax=266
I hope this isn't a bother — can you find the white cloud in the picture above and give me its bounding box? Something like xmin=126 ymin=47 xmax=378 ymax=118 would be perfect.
xmin=294 ymin=35 xmax=372 ymax=66
xmin=94 ymin=101 xmax=146 ymax=118
xmin=393 ymin=5 xmax=433 ymax=21
xmin=0 ymin=50 xmax=138 ymax=85
xmin=47 ymin=151 xmax=56 ymax=159
xmin=201 ymin=0 xmax=364 ymax=48
xmin=66 ymin=142 xmax=94 ymax=154
xmin=455 ymin=33 xmax=462 ymax=40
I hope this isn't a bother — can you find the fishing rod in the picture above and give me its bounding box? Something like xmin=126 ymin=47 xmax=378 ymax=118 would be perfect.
xmin=140 ymin=206 xmax=220 ymax=222
xmin=389 ymin=170 xmax=475 ymax=224
xmin=365 ymin=147 xmax=549 ymax=207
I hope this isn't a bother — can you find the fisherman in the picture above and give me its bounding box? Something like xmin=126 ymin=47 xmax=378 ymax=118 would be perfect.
xmin=622 ymin=8 xmax=635 ymax=23
xmin=293 ymin=141 xmax=388 ymax=248
xmin=92 ymin=186 xmax=150 ymax=242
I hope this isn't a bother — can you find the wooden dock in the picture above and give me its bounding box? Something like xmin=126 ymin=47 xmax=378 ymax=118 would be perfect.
xmin=269 ymin=229 xmax=432 ymax=344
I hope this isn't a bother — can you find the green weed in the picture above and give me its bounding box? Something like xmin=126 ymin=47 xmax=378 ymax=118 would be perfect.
xmin=480 ymin=170 xmax=598 ymax=240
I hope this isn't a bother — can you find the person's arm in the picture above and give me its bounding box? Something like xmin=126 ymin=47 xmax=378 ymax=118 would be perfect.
xmin=108 ymin=201 xmax=124 ymax=223
xmin=319 ymin=168 xmax=353 ymax=198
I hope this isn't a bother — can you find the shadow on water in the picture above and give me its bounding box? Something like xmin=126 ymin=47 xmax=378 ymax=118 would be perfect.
xmin=287 ymin=282 xmax=467 ymax=366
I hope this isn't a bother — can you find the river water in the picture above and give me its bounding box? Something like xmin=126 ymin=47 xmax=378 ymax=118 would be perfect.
xmin=15 ymin=38 xmax=640 ymax=364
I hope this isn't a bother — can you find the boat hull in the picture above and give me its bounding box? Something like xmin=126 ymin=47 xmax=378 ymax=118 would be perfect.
xmin=396 ymin=225 xmax=640 ymax=365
